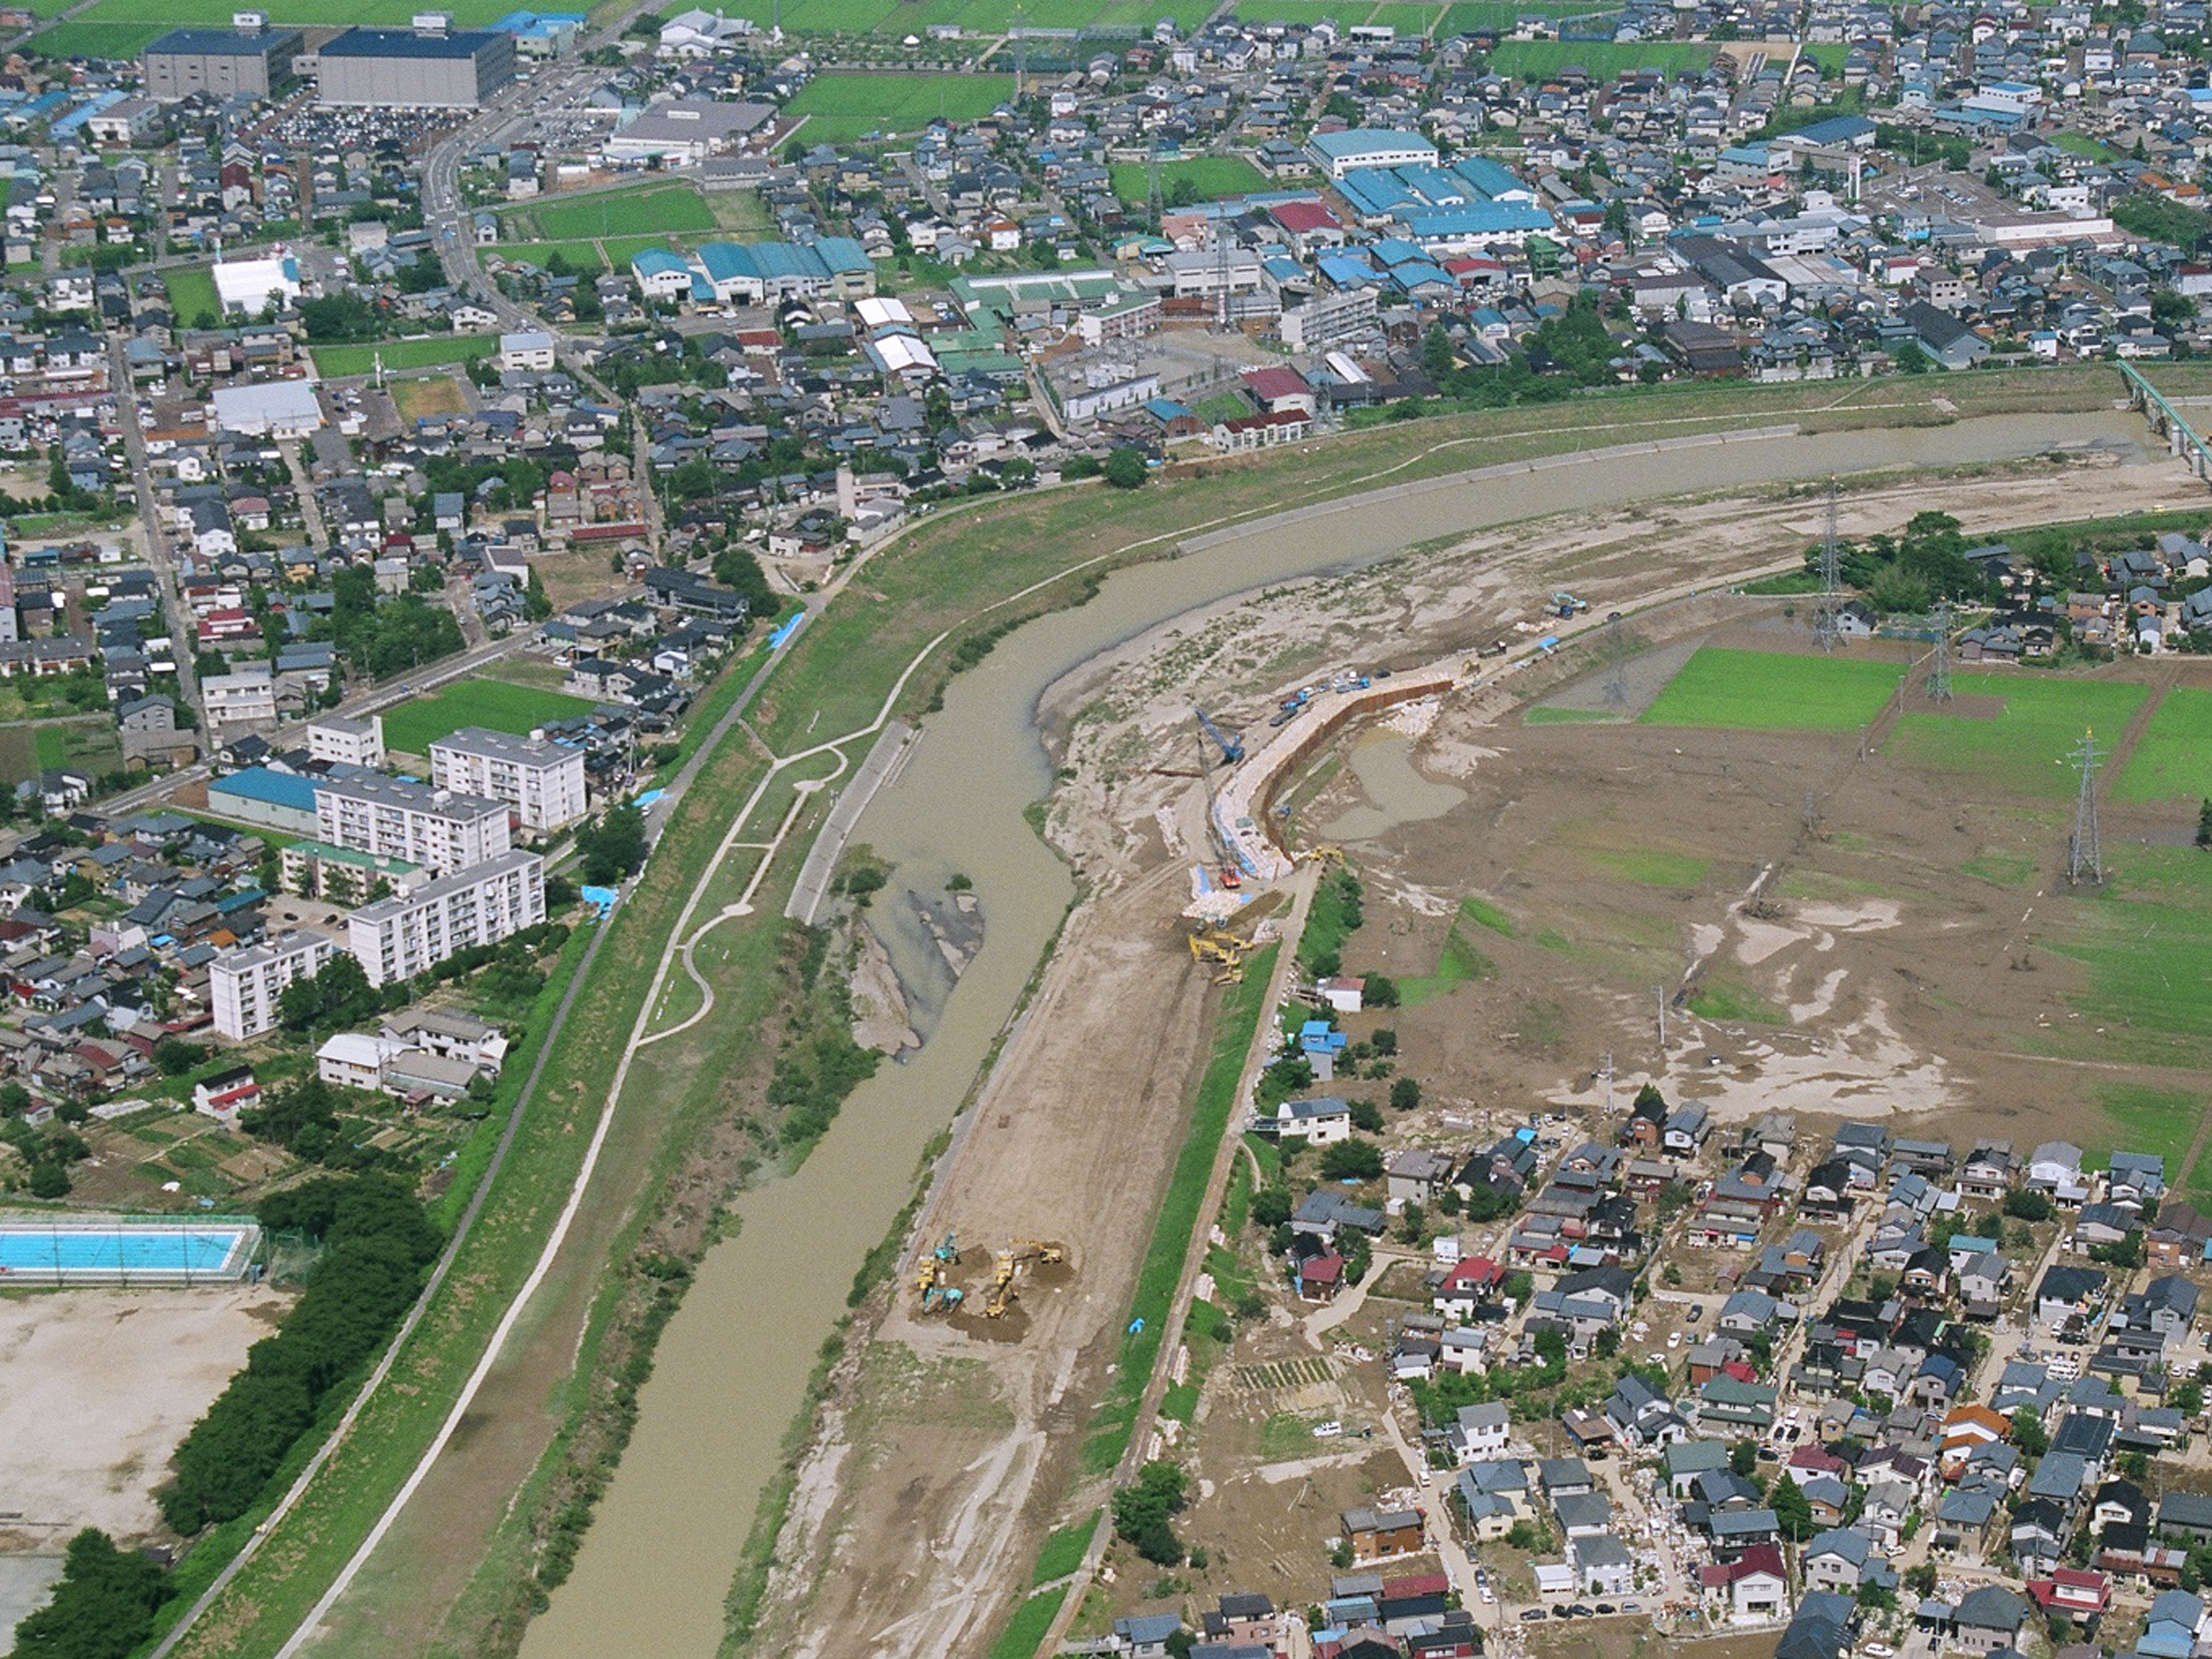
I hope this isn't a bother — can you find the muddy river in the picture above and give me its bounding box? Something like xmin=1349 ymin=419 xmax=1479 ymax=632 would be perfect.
xmin=524 ymin=411 xmax=2147 ymax=1658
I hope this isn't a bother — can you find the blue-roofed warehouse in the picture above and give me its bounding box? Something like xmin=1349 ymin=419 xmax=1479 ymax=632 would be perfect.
xmin=206 ymin=768 xmax=320 ymax=837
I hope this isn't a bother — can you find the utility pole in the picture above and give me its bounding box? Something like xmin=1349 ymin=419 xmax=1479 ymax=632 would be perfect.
xmin=1654 ymin=985 xmax=1667 ymax=1050
xmin=2068 ymin=731 xmax=2104 ymax=887
xmin=1928 ymin=598 xmax=1953 ymax=702
xmin=1803 ymin=789 xmax=1819 ymax=839
xmin=1813 ymin=477 xmax=1842 ymax=653
xmin=1601 ymin=1050 xmax=1615 ymax=1113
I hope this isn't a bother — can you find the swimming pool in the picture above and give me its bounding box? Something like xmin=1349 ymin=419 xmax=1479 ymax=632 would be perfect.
xmin=0 ymin=1222 xmax=256 ymax=1284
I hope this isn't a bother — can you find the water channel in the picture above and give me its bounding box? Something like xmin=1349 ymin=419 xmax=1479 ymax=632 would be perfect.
xmin=524 ymin=411 xmax=2147 ymax=1658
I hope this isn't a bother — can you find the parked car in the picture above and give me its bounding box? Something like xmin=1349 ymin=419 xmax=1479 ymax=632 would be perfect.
xmin=1522 ymin=1610 xmax=1548 ymax=1622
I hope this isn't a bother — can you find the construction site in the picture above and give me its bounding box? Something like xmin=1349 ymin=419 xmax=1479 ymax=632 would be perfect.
xmin=749 ymin=433 xmax=2212 ymax=1657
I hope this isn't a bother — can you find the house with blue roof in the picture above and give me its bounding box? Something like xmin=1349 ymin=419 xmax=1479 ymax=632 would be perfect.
xmin=630 ymin=248 xmax=693 ymax=300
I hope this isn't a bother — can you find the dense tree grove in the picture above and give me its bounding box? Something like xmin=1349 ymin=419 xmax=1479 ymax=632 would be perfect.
xmin=10 ymin=1529 xmax=170 ymax=1659
xmin=577 ymin=802 xmax=649 ymax=886
xmin=158 ymin=1175 xmax=439 ymax=1534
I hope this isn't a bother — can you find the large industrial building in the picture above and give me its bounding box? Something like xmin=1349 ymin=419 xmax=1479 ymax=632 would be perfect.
xmin=141 ymin=17 xmax=302 ymax=102
xmin=315 ymin=22 xmax=516 ymax=109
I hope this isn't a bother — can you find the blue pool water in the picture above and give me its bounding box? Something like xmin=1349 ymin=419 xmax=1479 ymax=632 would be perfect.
xmin=0 ymin=1227 xmax=244 ymax=1274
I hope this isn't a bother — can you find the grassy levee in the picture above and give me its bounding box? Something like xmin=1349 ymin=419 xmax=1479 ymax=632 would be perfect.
xmin=1076 ymin=952 xmax=1276 ymax=1477
xmin=162 ymin=731 xmax=776 ymax=1659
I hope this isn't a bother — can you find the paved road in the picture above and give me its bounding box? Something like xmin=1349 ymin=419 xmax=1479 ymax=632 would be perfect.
xmin=104 ymin=333 xmax=200 ymax=715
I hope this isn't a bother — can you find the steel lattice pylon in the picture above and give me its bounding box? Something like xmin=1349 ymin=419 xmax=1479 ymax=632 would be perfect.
xmin=2068 ymin=731 xmax=2103 ymax=887
xmin=1812 ymin=478 xmax=1842 ymax=653
xmin=1928 ymin=598 xmax=1953 ymax=702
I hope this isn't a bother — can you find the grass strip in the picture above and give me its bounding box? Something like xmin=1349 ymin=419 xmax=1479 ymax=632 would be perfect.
xmin=1079 ymin=951 xmax=1276 ymax=1475
xmin=1030 ymin=1513 xmax=1099 ymax=1587
xmin=985 ymin=1588 xmax=1068 ymax=1659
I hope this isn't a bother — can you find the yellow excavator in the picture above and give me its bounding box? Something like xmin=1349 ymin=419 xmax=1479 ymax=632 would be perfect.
xmin=1294 ymin=844 xmax=1346 ymax=869
xmin=1010 ymin=1239 xmax=1065 ymax=1268
xmin=1187 ymin=928 xmax=1251 ymax=983
xmin=917 ymin=1255 xmax=941 ymax=1298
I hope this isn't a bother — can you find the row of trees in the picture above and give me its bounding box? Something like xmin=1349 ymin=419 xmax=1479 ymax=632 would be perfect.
xmin=159 ymin=1174 xmax=440 ymax=1534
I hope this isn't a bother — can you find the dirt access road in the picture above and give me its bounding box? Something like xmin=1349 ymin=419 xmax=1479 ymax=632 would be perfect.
xmin=755 ymin=448 xmax=2196 ymax=1658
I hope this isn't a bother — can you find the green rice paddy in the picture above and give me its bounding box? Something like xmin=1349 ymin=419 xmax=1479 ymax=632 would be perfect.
xmin=1640 ymin=647 xmax=1904 ymax=732
xmin=2115 ymin=686 xmax=2212 ymax=804
xmin=1886 ymin=673 xmax=2149 ymax=799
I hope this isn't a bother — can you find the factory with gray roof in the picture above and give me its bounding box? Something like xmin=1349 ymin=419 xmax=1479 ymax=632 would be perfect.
xmin=141 ymin=15 xmax=302 ymax=102
xmin=313 ymin=20 xmax=515 ymax=109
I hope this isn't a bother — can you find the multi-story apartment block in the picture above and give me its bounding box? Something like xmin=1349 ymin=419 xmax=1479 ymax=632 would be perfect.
xmin=314 ymin=773 xmax=511 ymax=875
xmin=208 ymin=929 xmax=336 ymax=1041
xmin=346 ymin=848 xmax=546 ymax=987
xmin=305 ymin=712 xmax=386 ymax=770
xmin=428 ymin=727 xmax=588 ymax=832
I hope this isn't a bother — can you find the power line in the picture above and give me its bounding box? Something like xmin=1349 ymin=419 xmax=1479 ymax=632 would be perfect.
xmin=2068 ymin=730 xmax=2103 ymax=887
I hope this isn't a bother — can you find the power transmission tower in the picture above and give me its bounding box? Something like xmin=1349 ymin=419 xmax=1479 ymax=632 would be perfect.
xmin=1601 ymin=612 xmax=1629 ymax=708
xmin=1216 ymin=226 xmax=1232 ymax=330
xmin=2068 ymin=731 xmax=2104 ymax=887
xmin=1928 ymin=598 xmax=1953 ymax=703
xmin=1812 ymin=477 xmax=1842 ymax=653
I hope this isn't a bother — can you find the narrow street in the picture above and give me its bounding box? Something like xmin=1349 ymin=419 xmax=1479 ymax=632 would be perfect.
xmin=103 ymin=333 xmax=199 ymax=713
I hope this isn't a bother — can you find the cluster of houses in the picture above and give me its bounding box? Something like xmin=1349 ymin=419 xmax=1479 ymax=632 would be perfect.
xmin=1241 ymin=1064 xmax=2212 ymax=1659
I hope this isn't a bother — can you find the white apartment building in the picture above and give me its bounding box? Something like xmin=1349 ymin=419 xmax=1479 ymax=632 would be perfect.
xmin=209 ymin=930 xmax=336 ymax=1041
xmin=202 ymin=667 xmax=277 ymax=729
xmin=346 ymin=848 xmax=546 ymax=987
xmin=314 ymin=773 xmax=511 ymax=875
xmin=306 ymin=712 xmax=386 ymax=769
xmin=429 ymin=726 xmax=588 ymax=832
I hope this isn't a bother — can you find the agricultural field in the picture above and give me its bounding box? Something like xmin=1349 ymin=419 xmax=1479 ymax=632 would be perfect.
xmin=1885 ymin=672 xmax=2149 ymax=799
xmin=1638 ymin=645 xmax=1907 ymax=731
xmin=2115 ymin=685 xmax=2212 ymax=804
xmin=311 ymin=335 xmax=498 ymax=378
xmin=2049 ymin=847 xmax=2212 ymax=1075
xmin=379 ymin=678 xmax=597 ymax=756
xmin=163 ymin=266 xmax=220 ymax=328
xmin=784 ymin=70 xmax=1016 ymax=142
xmin=1108 ymin=154 xmax=1269 ymax=207
xmin=34 ymin=0 xmax=509 ymax=60
xmin=700 ymin=0 xmax=1210 ymax=30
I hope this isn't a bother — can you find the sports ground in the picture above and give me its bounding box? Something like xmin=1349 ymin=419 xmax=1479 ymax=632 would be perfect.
xmin=379 ymin=678 xmax=597 ymax=756
xmin=784 ymin=71 xmax=1016 ymax=142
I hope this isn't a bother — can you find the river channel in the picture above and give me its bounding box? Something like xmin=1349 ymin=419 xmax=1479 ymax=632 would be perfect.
xmin=524 ymin=410 xmax=2147 ymax=1658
